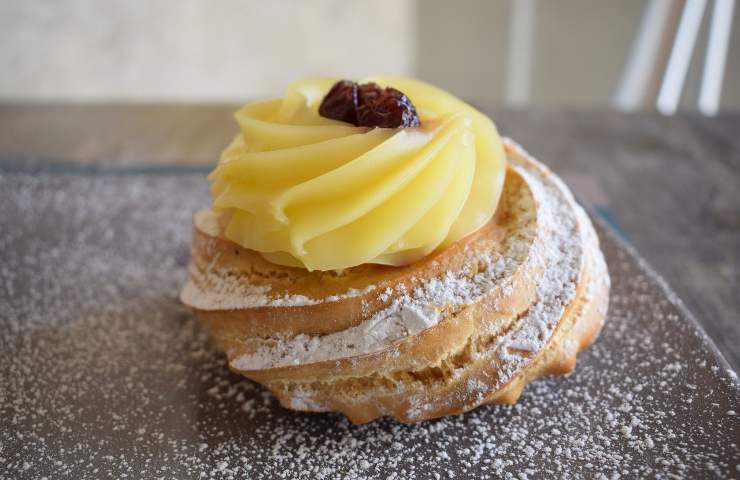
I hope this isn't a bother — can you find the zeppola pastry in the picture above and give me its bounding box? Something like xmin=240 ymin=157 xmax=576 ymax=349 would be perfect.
xmin=181 ymin=76 xmax=610 ymax=424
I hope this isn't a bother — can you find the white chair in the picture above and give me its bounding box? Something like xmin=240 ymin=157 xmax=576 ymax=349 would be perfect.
xmin=505 ymin=0 xmax=736 ymax=115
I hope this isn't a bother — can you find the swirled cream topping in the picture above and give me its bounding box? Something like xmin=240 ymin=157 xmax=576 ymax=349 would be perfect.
xmin=208 ymin=76 xmax=506 ymax=271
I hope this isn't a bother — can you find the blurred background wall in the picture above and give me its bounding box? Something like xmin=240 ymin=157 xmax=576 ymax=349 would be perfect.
xmin=0 ymin=0 xmax=416 ymax=101
xmin=1 ymin=0 xmax=738 ymax=110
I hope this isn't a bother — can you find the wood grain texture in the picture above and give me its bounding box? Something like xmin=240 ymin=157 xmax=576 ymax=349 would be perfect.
xmin=0 ymin=104 xmax=737 ymax=369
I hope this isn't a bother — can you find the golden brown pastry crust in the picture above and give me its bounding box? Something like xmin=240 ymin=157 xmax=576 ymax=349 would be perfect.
xmin=181 ymin=139 xmax=610 ymax=424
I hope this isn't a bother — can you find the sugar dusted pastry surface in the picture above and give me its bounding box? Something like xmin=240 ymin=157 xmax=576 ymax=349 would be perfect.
xmin=186 ymin=142 xmax=586 ymax=374
xmin=183 ymin=139 xmax=613 ymax=424
xmin=208 ymin=76 xmax=506 ymax=271
xmin=227 ymin=155 xmax=538 ymax=370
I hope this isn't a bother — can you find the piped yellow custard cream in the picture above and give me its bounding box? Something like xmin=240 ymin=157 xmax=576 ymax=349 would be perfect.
xmin=208 ymin=76 xmax=506 ymax=271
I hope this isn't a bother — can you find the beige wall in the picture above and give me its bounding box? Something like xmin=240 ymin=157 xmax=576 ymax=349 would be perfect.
xmin=0 ymin=0 xmax=416 ymax=101
xmin=1 ymin=0 xmax=738 ymax=110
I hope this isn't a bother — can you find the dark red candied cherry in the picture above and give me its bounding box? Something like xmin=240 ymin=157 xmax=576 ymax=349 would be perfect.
xmin=357 ymin=82 xmax=383 ymax=105
xmin=318 ymin=80 xmax=359 ymax=124
xmin=357 ymin=84 xmax=420 ymax=129
xmin=318 ymin=80 xmax=421 ymax=129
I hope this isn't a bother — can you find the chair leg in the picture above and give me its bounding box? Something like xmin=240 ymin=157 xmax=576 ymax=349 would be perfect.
xmin=656 ymin=0 xmax=708 ymax=115
xmin=698 ymin=0 xmax=736 ymax=115
xmin=614 ymin=0 xmax=681 ymax=111
xmin=505 ymin=0 xmax=537 ymax=108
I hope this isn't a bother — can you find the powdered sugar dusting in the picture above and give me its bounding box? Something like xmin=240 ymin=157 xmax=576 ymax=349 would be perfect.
xmin=230 ymin=144 xmax=582 ymax=371
xmin=230 ymin=211 xmax=531 ymax=370
xmin=1 ymin=169 xmax=738 ymax=478
xmin=181 ymin=264 xmax=323 ymax=309
xmin=180 ymin=246 xmax=379 ymax=310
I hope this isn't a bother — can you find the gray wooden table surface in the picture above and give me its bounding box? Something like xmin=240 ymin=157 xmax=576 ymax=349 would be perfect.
xmin=1 ymin=105 xmax=737 ymax=370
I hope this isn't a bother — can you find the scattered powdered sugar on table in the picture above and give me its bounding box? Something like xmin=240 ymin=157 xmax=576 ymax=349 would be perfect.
xmin=1 ymin=171 xmax=738 ymax=479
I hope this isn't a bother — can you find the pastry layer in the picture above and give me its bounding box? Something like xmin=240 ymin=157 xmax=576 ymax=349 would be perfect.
xmin=181 ymin=139 xmax=610 ymax=423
